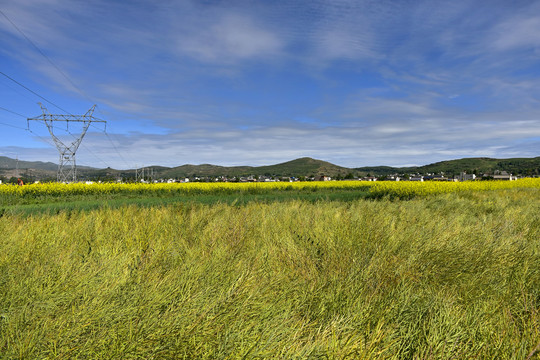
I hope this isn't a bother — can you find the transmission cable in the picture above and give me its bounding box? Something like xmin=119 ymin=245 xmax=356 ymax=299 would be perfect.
xmin=0 ymin=107 xmax=28 ymax=130
xmin=0 ymin=79 xmax=38 ymax=103
xmin=0 ymin=105 xmax=71 ymax=150
xmin=0 ymin=71 xmax=70 ymax=114
xmin=90 ymin=121 xmax=132 ymax=169
xmin=0 ymin=120 xmax=26 ymax=130
xmin=1 ymin=11 xmax=133 ymax=170
xmin=104 ymin=131 xmax=130 ymax=168
xmin=0 ymin=8 xmax=92 ymax=103
xmin=0 ymin=71 xmax=111 ymax=168
xmin=93 ymin=105 xmax=135 ymax=169
xmin=0 ymin=106 xmax=26 ymax=119
xmin=65 ymin=127 xmax=111 ymax=168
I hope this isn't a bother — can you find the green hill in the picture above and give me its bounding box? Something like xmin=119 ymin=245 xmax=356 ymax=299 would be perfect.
xmin=158 ymin=157 xmax=351 ymax=178
xmin=2 ymin=155 xmax=539 ymax=181
xmin=0 ymin=156 xmax=59 ymax=171
xmin=160 ymin=164 xmax=253 ymax=178
xmin=355 ymin=157 xmax=540 ymax=176
xmin=416 ymin=157 xmax=540 ymax=175
xmin=252 ymin=157 xmax=350 ymax=177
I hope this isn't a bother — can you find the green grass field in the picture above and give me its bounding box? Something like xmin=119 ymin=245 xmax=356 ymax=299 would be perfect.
xmin=0 ymin=187 xmax=370 ymax=217
xmin=0 ymin=186 xmax=539 ymax=358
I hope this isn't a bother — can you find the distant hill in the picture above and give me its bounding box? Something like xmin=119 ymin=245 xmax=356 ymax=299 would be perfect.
xmin=0 ymin=156 xmax=97 ymax=172
xmin=0 ymin=156 xmax=59 ymax=171
xmin=253 ymin=157 xmax=350 ymax=177
xmin=158 ymin=157 xmax=351 ymax=178
xmin=151 ymin=156 xmax=540 ymax=179
xmin=415 ymin=157 xmax=540 ymax=175
xmin=355 ymin=157 xmax=540 ymax=176
xmin=160 ymin=164 xmax=253 ymax=178
xmin=0 ymin=156 xmax=97 ymax=180
xmin=1 ymin=155 xmax=539 ymax=181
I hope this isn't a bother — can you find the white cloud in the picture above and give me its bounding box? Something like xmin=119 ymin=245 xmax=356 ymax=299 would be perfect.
xmin=2 ymin=0 xmax=540 ymax=169
xmin=315 ymin=28 xmax=378 ymax=61
xmin=175 ymin=13 xmax=283 ymax=63
xmin=0 ymin=0 xmax=70 ymax=48
xmin=492 ymin=15 xmax=540 ymax=52
xmin=58 ymin=111 xmax=540 ymax=169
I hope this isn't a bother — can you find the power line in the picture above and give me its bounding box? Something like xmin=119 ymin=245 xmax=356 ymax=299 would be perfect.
xmin=1 ymin=80 xmax=122 ymax=171
xmin=0 ymin=107 xmax=75 ymax=142
xmin=82 ymin=145 xmax=110 ymax=168
xmin=0 ymin=106 xmax=57 ymax=147
xmin=28 ymin=104 xmax=107 ymax=181
xmin=26 ymin=128 xmax=57 ymax=148
xmin=64 ymin=127 xmax=110 ymax=168
xmin=0 ymin=8 xmax=92 ymax=103
xmin=93 ymin=105 xmax=135 ymax=168
xmin=0 ymin=78 xmax=38 ymax=103
xmin=3 ymin=11 xmax=129 ymax=169
xmin=1 ymin=10 xmax=131 ymax=171
xmin=27 ymin=121 xmax=107 ymax=166
xmin=0 ymin=71 xmax=111 ymax=170
xmin=0 ymin=71 xmax=70 ymax=114
xmin=104 ymin=131 xmax=131 ymax=169
xmin=0 ymin=106 xmax=26 ymax=119
xmin=0 ymin=120 xmax=26 ymax=131
xmin=0 ymin=106 xmax=29 ymax=131
xmin=89 ymin=121 xmax=132 ymax=169
xmin=24 ymin=105 xmax=111 ymax=169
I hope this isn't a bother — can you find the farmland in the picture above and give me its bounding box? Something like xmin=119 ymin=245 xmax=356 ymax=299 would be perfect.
xmin=1 ymin=179 xmax=540 ymax=213
xmin=1 ymin=180 xmax=539 ymax=358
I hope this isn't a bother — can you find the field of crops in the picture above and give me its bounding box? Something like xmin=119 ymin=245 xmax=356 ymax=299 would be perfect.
xmin=1 ymin=177 xmax=539 ymax=198
xmin=1 ymin=180 xmax=539 ymax=358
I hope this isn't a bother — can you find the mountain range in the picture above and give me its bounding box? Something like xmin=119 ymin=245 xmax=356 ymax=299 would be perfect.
xmin=1 ymin=156 xmax=539 ymax=181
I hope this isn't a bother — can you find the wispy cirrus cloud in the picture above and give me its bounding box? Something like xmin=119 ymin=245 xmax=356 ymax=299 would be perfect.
xmin=1 ymin=0 xmax=539 ymax=169
xmin=175 ymin=13 xmax=284 ymax=63
xmin=491 ymin=12 xmax=540 ymax=52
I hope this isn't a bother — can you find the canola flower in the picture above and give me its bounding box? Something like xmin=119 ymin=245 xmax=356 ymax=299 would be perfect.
xmin=0 ymin=178 xmax=539 ymax=198
xmin=0 ymin=180 xmax=370 ymax=197
xmin=369 ymin=178 xmax=540 ymax=198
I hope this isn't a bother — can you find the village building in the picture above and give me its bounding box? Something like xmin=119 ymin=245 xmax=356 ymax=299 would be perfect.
xmin=457 ymin=172 xmax=476 ymax=181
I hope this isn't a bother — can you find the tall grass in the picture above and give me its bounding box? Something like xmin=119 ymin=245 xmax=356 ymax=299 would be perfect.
xmin=0 ymin=189 xmax=539 ymax=358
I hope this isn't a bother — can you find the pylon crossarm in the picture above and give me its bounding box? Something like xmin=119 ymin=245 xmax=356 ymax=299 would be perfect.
xmin=84 ymin=104 xmax=96 ymax=117
xmin=31 ymin=114 xmax=105 ymax=122
xmin=26 ymin=103 xmax=106 ymax=182
xmin=30 ymin=103 xmax=105 ymax=123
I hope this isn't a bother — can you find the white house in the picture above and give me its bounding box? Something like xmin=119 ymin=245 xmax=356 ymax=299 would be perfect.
xmin=493 ymin=173 xmax=517 ymax=181
xmin=458 ymin=172 xmax=476 ymax=181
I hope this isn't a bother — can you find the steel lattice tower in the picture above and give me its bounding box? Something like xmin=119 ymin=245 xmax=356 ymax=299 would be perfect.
xmin=27 ymin=103 xmax=106 ymax=182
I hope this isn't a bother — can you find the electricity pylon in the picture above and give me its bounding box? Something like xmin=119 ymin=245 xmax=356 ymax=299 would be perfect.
xmin=27 ymin=103 xmax=106 ymax=182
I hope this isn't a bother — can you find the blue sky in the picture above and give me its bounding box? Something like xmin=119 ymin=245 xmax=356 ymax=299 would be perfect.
xmin=1 ymin=0 xmax=539 ymax=169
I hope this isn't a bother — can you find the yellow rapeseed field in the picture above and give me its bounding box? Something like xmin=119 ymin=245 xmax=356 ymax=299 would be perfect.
xmin=1 ymin=178 xmax=539 ymax=198
xmin=0 ymin=180 xmax=369 ymax=197
xmin=369 ymin=177 xmax=540 ymax=197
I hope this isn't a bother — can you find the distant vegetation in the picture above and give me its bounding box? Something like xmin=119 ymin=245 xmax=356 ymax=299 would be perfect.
xmin=2 ymin=156 xmax=539 ymax=182
xmin=355 ymin=156 xmax=540 ymax=177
